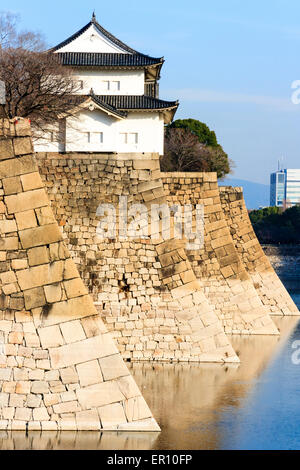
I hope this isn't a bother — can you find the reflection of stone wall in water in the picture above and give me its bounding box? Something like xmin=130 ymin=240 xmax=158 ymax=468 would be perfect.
xmin=0 ymin=119 xmax=159 ymax=431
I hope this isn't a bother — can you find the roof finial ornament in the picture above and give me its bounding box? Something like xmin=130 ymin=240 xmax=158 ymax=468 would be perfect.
xmin=92 ymin=11 xmax=96 ymax=22
xmin=90 ymin=87 xmax=94 ymax=96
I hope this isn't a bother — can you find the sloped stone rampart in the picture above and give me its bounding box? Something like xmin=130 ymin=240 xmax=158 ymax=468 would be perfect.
xmin=219 ymin=186 xmax=298 ymax=316
xmin=161 ymin=173 xmax=279 ymax=335
xmin=0 ymin=119 xmax=160 ymax=431
xmin=37 ymin=152 xmax=238 ymax=363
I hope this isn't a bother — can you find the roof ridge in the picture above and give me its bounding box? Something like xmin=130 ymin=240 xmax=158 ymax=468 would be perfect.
xmin=56 ymin=51 xmax=163 ymax=67
xmin=95 ymin=94 xmax=179 ymax=109
xmin=50 ymin=18 xmax=163 ymax=61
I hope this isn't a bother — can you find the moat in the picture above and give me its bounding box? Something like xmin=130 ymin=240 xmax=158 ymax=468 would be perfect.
xmin=0 ymin=279 xmax=299 ymax=450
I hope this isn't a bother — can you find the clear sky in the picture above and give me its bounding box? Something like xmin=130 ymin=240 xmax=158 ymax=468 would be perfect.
xmin=2 ymin=0 xmax=300 ymax=184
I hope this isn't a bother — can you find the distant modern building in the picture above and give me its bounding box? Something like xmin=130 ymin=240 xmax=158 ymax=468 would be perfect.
xmin=270 ymin=169 xmax=300 ymax=208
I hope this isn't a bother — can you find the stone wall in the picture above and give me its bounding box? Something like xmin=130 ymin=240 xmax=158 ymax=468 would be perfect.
xmin=219 ymin=186 xmax=298 ymax=315
xmin=37 ymin=152 xmax=238 ymax=363
xmin=0 ymin=119 xmax=159 ymax=431
xmin=161 ymin=173 xmax=278 ymax=335
xmin=36 ymin=151 xmax=299 ymax=361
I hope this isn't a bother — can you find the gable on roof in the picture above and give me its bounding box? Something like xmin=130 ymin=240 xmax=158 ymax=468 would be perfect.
xmin=54 ymin=23 xmax=129 ymax=54
xmin=52 ymin=15 xmax=161 ymax=60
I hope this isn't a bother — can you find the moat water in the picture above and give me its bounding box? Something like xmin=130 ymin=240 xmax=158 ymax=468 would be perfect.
xmin=0 ymin=283 xmax=300 ymax=450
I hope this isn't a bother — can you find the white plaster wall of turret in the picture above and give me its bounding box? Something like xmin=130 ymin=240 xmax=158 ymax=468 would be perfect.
xmin=72 ymin=70 xmax=145 ymax=96
xmin=34 ymin=110 xmax=165 ymax=154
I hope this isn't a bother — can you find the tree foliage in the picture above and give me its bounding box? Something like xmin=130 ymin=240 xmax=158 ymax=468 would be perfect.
xmin=161 ymin=120 xmax=234 ymax=178
xmin=249 ymin=205 xmax=300 ymax=244
xmin=0 ymin=11 xmax=80 ymax=131
xmin=168 ymin=119 xmax=218 ymax=146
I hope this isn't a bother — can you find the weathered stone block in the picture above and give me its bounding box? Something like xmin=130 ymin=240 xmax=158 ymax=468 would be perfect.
xmin=53 ymin=401 xmax=81 ymax=414
xmin=14 ymin=407 xmax=32 ymax=421
xmin=31 ymin=381 xmax=49 ymax=394
xmin=0 ymin=155 xmax=37 ymax=178
xmin=60 ymin=367 xmax=78 ymax=385
xmin=0 ymin=270 xmax=17 ymax=285
xmin=26 ymin=394 xmax=42 ymax=408
xmin=28 ymin=246 xmax=49 ymax=266
xmin=15 ymin=210 xmax=37 ymax=231
xmin=2 ymin=176 xmax=22 ymax=195
xmin=11 ymin=259 xmax=28 ymax=270
xmin=99 ymin=354 xmax=129 ymax=381
xmin=16 ymin=261 xmax=64 ymax=290
xmin=81 ymin=316 xmax=107 ymax=338
xmin=76 ymin=360 xmax=103 ymax=387
xmin=41 ymin=295 xmax=97 ymax=327
xmin=0 ymin=139 xmax=14 ymax=160
xmin=75 ymin=410 xmax=100 ymax=431
xmin=50 ymin=334 xmax=118 ymax=369
xmin=44 ymin=283 xmax=62 ymax=303
xmin=35 ymin=206 xmax=56 ymax=226
xmin=32 ymin=407 xmax=50 ymax=421
xmin=60 ymin=320 xmax=86 ymax=344
xmin=124 ymin=396 xmax=152 ymax=422
xmin=8 ymin=332 xmax=23 ymax=345
xmin=38 ymin=325 xmax=64 ymax=349
xmin=43 ymin=394 xmax=60 ymax=407
xmin=64 ymin=278 xmax=88 ymax=299
xmin=5 ymin=188 xmax=48 ymax=214
xmin=76 ymin=381 xmax=125 ymax=410
xmin=19 ymin=223 xmax=62 ymax=249
xmin=98 ymin=402 xmax=127 ymax=428
xmin=13 ymin=137 xmax=33 ymax=156
xmin=15 ymin=382 xmax=31 ymax=395
xmin=24 ymin=287 xmax=46 ymax=310
xmin=0 ymin=237 xmax=19 ymax=251
xmin=20 ymin=172 xmax=43 ymax=192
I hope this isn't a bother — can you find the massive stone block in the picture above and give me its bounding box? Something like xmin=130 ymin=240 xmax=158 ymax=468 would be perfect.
xmin=219 ymin=186 xmax=299 ymax=316
xmin=161 ymin=173 xmax=279 ymax=335
xmin=0 ymin=118 xmax=160 ymax=431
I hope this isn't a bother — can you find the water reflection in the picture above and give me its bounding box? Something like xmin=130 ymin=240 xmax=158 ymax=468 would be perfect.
xmin=0 ymin=430 xmax=159 ymax=451
xmin=0 ymin=316 xmax=298 ymax=450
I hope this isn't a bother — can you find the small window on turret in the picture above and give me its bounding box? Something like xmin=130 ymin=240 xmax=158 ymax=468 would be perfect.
xmin=111 ymin=81 xmax=120 ymax=92
xmin=102 ymin=80 xmax=120 ymax=92
xmin=128 ymin=133 xmax=138 ymax=144
xmin=119 ymin=132 xmax=138 ymax=145
xmin=86 ymin=132 xmax=103 ymax=144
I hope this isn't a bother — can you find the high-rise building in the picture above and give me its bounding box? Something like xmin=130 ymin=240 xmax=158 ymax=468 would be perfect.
xmin=270 ymin=169 xmax=300 ymax=207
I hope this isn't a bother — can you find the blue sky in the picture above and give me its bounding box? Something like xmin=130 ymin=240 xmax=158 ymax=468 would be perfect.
xmin=2 ymin=0 xmax=300 ymax=184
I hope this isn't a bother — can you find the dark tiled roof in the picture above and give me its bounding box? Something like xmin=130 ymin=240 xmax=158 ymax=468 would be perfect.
xmin=51 ymin=17 xmax=163 ymax=64
xmin=90 ymin=95 xmax=127 ymax=118
xmin=57 ymin=52 xmax=162 ymax=67
xmin=96 ymin=95 xmax=179 ymax=110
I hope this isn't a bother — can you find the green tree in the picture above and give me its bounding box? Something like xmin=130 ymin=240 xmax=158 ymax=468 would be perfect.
xmin=249 ymin=205 xmax=300 ymax=244
xmin=162 ymin=119 xmax=234 ymax=178
xmin=168 ymin=119 xmax=218 ymax=146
